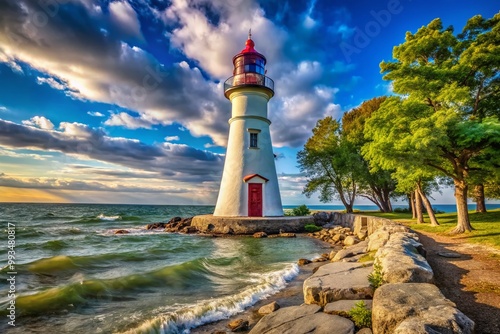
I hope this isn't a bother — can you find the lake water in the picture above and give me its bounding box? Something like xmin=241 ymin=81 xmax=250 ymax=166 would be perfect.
xmin=0 ymin=204 xmax=328 ymax=333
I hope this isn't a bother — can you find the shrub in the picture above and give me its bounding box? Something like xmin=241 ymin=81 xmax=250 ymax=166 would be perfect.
xmin=304 ymin=224 xmax=322 ymax=233
xmin=394 ymin=207 xmax=411 ymax=213
xmin=348 ymin=301 xmax=372 ymax=328
xmin=368 ymin=263 xmax=384 ymax=289
xmin=287 ymin=204 xmax=311 ymax=216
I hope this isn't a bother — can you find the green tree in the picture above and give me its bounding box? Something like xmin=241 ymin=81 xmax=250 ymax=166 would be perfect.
xmin=298 ymin=117 xmax=363 ymax=213
xmin=342 ymin=97 xmax=397 ymax=212
xmin=365 ymin=14 xmax=500 ymax=233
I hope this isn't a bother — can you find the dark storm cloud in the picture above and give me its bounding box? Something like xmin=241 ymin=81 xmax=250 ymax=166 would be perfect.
xmin=0 ymin=119 xmax=224 ymax=182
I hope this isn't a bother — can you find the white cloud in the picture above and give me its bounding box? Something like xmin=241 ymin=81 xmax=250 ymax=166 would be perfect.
xmin=104 ymin=112 xmax=155 ymax=129
xmin=0 ymin=106 xmax=7 ymax=112
xmin=0 ymin=51 xmax=23 ymax=74
xmin=22 ymin=116 xmax=55 ymax=130
xmin=87 ymin=111 xmax=105 ymax=117
xmin=166 ymin=0 xmax=288 ymax=79
xmin=165 ymin=136 xmax=180 ymax=142
xmin=37 ymin=77 xmax=67 ymax=91
xmin=108 ymin=1 xmax=144 ymax=40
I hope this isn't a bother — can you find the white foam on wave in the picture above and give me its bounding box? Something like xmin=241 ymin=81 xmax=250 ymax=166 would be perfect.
xmin=120 ymin=263 xmax=300 ymax=334
xmin=97 ymin=213 xmax=122 ymax=221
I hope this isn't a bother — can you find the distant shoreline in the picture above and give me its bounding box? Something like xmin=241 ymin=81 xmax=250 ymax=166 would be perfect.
xmin=3 ymin=202 xmax=500 ymax=214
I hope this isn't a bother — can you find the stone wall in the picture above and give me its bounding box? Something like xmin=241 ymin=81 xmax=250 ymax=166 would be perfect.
xmin=330 ymin=213 xmax=475 ymax=334
xmin=191 ymin=215 xmax=314 ymax=235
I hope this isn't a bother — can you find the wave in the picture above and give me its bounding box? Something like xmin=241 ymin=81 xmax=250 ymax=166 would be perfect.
xmin=97 ymin=213 xmax=121 ymax=221
xmin=14 ymin=227 xmax=46 ymax=238
xmin=3 ymin=257 xmax=212 ymax=315
xmin=67 ymin=214 xmax=143 ymax=225
xmin=120 ymin=264 xmax=299 ymax=334
xmin=24 ymin=250 xmax=168 ymax=274
xmin=21 ymin=239 xmax=69 ymax=251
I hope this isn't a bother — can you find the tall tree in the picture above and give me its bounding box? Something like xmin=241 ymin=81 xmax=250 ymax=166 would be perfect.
xmin=298 ymin=117 xmax=363 ymax=213
xmin=365 ymin=14 xmax=500 ymax=233
xmin=342 ymin=97 xmax=397 ymax=212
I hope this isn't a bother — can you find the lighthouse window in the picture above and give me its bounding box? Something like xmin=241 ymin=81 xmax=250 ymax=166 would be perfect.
xmin=249 ymin=133 xmax=258 ymax=148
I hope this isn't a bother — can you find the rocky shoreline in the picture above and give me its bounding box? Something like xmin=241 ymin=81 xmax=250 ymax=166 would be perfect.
xmin=116 ymin=213 xmax=475 ymax=334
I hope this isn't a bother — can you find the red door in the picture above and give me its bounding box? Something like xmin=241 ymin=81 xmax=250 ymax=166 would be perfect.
xmin=248 ymin=183 xmax=263 ymax=217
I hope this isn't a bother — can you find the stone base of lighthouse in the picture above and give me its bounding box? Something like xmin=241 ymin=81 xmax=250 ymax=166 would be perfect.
xmin=191 ymin=215 xmax=314 ymax=235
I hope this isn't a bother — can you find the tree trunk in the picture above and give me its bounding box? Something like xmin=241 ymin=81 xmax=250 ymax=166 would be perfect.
xmin=410 ymin=192 xmax=416 ymax=218
xmin=344 ymin=204 xmax=353 ymax=213
xmin=451 ymin=180 xmax=473 ymax=233
xmin=414 ymin=189 xmax=424 ymax=223
xmin=474 ymin=184 xmax=487 ymax=213
xmin=416 ymin=182 xmax=439 ymax=226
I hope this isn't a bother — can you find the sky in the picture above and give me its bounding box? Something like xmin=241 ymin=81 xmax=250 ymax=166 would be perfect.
xmin=0 ymin=0 xmax=498 ymax=206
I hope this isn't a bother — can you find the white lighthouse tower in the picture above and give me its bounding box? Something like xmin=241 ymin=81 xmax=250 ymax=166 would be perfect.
xmin=214 ymin=32 xmax=283 ymax=217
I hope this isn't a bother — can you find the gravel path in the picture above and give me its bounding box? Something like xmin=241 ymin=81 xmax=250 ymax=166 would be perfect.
xmin=415 ymin=230 xmax=500 ymax=334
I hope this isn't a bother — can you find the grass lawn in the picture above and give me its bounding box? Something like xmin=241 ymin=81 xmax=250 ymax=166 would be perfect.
xmin=361 ymin=209 xmax=500 ymax=250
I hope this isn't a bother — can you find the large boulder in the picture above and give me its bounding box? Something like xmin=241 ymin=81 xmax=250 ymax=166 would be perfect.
xmin=372 ymin=283 xmax=474 ymax=334
xmin=303 ymin=262 xmax=374 ymax=306
xmin=249 ymin=304 xmax=354 ymax=334
xmin=375 ymin=232 xmax=433 ymax=283
xmin=313 ymin=212 xmax=332 ymax=225
xmin=366 ymin=229 xmax=391 ymax=252
xmin=332 ymin=240 xmax=369 ymax=262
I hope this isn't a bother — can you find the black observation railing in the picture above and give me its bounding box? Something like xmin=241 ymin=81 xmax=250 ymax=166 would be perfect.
xmin=224 ymin=73 xmax=274 ymax=94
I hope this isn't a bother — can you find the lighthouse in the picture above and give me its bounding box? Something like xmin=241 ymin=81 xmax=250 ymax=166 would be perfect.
xmin=214 ymin=32 xmax=283 ymax=217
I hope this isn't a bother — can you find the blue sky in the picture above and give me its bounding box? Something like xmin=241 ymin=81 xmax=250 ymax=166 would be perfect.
xmin=0 ymin=0 xmax=498 ymax=205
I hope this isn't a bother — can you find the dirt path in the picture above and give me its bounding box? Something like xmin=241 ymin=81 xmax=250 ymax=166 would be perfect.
xmin=415 ymin=230 xmax=500 ymax=334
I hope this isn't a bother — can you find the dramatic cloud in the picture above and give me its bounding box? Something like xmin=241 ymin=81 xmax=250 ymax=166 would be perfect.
xmin=0 ymin=118 xmax=224 ymax=183
xmin=22 ymin=116 xmax=55 ymax=130
xmin=0 ymin=0 xmax=230 ymax=144
xmin=108 ymin=0 xmax=144 ymax=41
xmin=0 ymin=0 xmax=349 ymax=148
xmin=104 ymin=112 xmax=155 ymax=129
xmin=0 ymin=173 xmax=190 ymax=193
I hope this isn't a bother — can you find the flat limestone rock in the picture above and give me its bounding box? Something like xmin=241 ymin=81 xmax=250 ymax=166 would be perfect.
xmin=332 ymin=240 xmax=369 ymax=261
xmin=324 ymin=299 xmax=373 ymax=316
xmin=372 ymin=283 xmax=474 ymax=334
xmin=249 ymin=304 xmax=354 ymax=334
xmin=303 ymin=262 xmax=374 ymax=306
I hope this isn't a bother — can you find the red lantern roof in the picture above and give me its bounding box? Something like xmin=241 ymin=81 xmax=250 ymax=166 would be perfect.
xmin=240 ymin=29 xmax=258 ymax=53
xmin=241 ymin=37 xmax=256 ymax=53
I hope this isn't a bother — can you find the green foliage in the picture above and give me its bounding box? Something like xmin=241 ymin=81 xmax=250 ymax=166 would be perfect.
xmin=297 ymin=117 xmax=362 ymax=212
xmin=364 ymin=13 xmax=500 ymax=233
xmin=293 ymin=204 xmax=311 ymax=216
xmin=368 ymin=263 xmax=384 ymax=289
xmin=285 ymin=205 xmax=311 ymax=216
xmin=342 ymin=97 xmax=397 ymax=213
xmin=348 ymin=301 xmax=372 ymax=328
xmin=304 ymin=224 xmax=322 ymax=233
xmin=394 ymin=207 xmax=411 ymax=213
